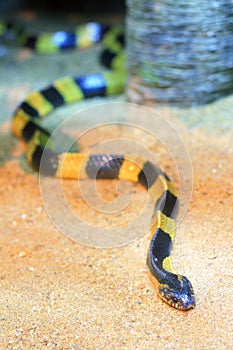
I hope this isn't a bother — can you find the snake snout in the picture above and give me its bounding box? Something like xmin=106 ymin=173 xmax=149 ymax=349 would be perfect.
xmin=159 ymin=275 xmax=196 ymax=311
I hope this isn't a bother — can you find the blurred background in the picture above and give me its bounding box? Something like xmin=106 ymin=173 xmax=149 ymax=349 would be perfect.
xmin=0 ymin=0 xmax=125 ymax=15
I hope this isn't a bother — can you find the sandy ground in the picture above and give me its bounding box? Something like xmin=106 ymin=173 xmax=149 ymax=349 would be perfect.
xmin=0 ymin=13 xmax=233 ymax=350
xmin=1 ymin=113 xmax=233 ymax=349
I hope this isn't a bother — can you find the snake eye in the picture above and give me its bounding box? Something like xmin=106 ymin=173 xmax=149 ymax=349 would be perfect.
xmin=171 ymin=296 xmax=178 ymax=305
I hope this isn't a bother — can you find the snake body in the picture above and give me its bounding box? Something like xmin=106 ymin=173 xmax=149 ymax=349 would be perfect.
xmin=7 ymin=21 xmax=195 ymax=310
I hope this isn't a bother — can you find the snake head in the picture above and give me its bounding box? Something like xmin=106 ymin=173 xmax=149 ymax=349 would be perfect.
xmin=158 ymin=275 xmax=196 ymax=311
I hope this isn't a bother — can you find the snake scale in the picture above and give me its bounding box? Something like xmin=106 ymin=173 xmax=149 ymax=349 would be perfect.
xmin=2 ymin=20 xmax=195 ymax=310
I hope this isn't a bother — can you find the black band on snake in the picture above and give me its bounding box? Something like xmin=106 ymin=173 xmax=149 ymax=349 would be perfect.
xmin=7 ymin=21 xmax=195 ymax=310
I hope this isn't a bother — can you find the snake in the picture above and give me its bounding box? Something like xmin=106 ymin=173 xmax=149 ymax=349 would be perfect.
xmin=3 ymin=20 xmax=196 ymax=310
